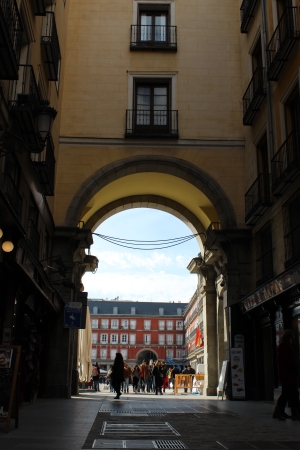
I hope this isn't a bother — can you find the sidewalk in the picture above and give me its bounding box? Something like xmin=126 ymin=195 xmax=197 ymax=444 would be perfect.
xmin=0 ymin=389 xmax=299 ymax=450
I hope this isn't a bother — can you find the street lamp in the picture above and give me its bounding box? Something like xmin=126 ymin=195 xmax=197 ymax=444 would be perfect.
xmin=33 ymin=103 xmax=57 ymax=147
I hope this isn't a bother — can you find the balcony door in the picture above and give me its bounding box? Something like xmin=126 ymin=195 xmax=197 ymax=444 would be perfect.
xmin=140 ymin=11 xmax=168 ymax=42
xmin=135 ymin=83 xmax=169 ymax=131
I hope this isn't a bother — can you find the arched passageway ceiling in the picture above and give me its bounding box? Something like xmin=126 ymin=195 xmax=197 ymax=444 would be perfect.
xmin=82 ymin=173 xmax=218 ymax=232
xmin=85 ymin=194 xmax=206 ymax=248
xmin=65 ymin=156 xmax=237 ymax=229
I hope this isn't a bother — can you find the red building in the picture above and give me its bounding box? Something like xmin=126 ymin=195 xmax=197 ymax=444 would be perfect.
xmin=88 ymin=300 xmax=188 ymax=369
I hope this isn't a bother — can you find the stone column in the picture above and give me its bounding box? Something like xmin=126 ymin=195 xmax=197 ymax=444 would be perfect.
xmin=199 ymin=264 xmax=218 ymax=395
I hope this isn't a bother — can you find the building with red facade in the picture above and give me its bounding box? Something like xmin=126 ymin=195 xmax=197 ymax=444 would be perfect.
xmin=88 ymin=300 xmax=188 ymax=370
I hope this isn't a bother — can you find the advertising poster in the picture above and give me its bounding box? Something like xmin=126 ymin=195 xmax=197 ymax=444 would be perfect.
xmin=64 ymin=302 xmax=82 ymax=329
xmin=230 ymin=347 xmax=246 ymax=399
xmin=0 ymin=348 xmax=13 ymax=369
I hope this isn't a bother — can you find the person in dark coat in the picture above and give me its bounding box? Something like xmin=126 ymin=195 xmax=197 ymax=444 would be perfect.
xmin=152 ymin=360 xmax=163 ymax=395
xmin=111 ymin=353 xmax=124 ymax=399
xmin=273 ymin=329 xmax=300 ymax=420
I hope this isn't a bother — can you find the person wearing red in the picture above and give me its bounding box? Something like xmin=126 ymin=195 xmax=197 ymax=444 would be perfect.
xmin=273 ymin=329 xmax=300 ymax=420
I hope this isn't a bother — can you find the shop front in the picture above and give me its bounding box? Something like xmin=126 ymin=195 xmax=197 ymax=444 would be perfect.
xmin=235 ymin=262 xmax=300 ymax=401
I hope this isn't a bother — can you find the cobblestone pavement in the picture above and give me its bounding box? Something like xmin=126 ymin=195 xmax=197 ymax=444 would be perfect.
xmin=0 ymin=389 xmax=300 ymax=450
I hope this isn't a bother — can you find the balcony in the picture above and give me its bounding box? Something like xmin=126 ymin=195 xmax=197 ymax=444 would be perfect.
xmin=1 ymin=173 xmax=22 ymax=221
xmin=240 ymin=0 xmax=259 ymax=33
xmin=266 ymin=7 xmax=300 ymax=81
xmin=41 ymin=12 xmax=61 ymax=81
xmin=27 ymin=219 xmax=40 ymax=257
xmin=126 ymin=110 xmax=178 ymax=138
xmin=130 ymin=25 xmax=177 ymax=51
xmin=271 ymin=130 xmax=300 ymax=196
xmin=9 ymin=65 xmax=43 ymax=152
xmin=242 ymin=67 xmax=266 ymax=126
xmin=32 ymin=136 xmax=56 ymax=196
xmin=0 ymin=0 xmax=22 ymax=80
xmin=245 ymin=173 xmax=272 ymax=225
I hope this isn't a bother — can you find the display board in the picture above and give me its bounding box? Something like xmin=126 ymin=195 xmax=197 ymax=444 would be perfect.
xmin=0 ymin=345 xmax=21 ymax=432
xmin=230 ymin=347 xmax=246 ymax=400
xmin=217 ymin=360 xmax=229 ymax=400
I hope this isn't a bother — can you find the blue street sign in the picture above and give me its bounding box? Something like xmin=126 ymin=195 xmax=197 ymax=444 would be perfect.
xmin=64 ymin=302 xmax=82 ymax=328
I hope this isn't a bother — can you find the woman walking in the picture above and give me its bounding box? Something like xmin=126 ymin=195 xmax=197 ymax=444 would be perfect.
xmin=111 ymin=353 xmax=124 ymax=399
xmin=132 ymin=364 xmax=141 ymax=393
xmin=152 ymin=360 xmax=163 ymax=395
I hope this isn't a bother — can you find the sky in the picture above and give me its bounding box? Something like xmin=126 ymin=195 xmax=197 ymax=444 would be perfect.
xmin=83 ymin=208 xmax=200 ymax=303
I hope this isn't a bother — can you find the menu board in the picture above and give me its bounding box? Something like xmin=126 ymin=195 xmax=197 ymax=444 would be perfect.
xmin=0 ymin=346 xmax=21 ymax=432
xmin=230 ymin=347 xmax=246 ymax=400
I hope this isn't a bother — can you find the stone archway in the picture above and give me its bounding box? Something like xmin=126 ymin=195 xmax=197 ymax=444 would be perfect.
xmin=64 ymin=156 xmax=237 ymax=230
xmin=136 ymin=348 xmax=158 ymax=364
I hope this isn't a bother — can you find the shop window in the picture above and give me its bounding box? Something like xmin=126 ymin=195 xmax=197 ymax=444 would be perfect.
xmin=255 ymin=221 xmax=273 ymax=287
xmin=283 ymin=187 xmax=300 ymax=268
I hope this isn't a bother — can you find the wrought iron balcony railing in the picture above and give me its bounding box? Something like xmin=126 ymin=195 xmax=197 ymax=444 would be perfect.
xmin=266 ymin=7 xmax=300 ymax=81
xmin=243 ymin=67 xmax=266 ymax=126
xmin=0 ymin=0 xmax=22 ymax=80
xmin=32 ymin=136 xmax=56 ymax=196
xmin=9 ymin=65 xmax=43 ymax=152
xmin=271 ymin=129 xmax=300 ymax=196
xmin=284 ymin=224 xmax=300 ymax=269
xmin=130 ymin=25 xmax=177 ymax=51
xmin=27 ymin=219 xmax=40 ymax=257
xmin=41 ymin=12 xmax=61 ymax=81
xmin=126 ymin=109 xmax=178 ymax=138
xmin=245 ymin=173 xmax=272 ymax=225
xmin=1 ymin=173 xmax=22 ymax=221
xmin=240 ymin=0 xmax=259 ymax=33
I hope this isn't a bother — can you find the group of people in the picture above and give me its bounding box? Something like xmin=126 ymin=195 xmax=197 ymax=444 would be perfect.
xmin=93 ymin=355 xmax=187 ymax=399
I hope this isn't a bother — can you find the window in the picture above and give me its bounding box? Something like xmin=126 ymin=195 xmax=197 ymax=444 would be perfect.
xmin=255 ymin=222 xmax=273 ymax=287
xmin=121 ymin=334 xmax=128 ymax=344
xmin=111 ymin=334 xmax=118 ymax=344
xmin=121 ymin=349 xmax=128 ymax=359
xmin=144 ymin=320 xmax=151 ymax=330
xmin=130 ymin=320 xmax=136 ymax=330
xmin=166 ymin=349 xmax=173 ymax=358
xmin=129 ymin=334 xmax=136 ymax=344
xmin=100 ymin=348 xmax=107 ymax=359
xmin=144 ymin=334 xmax=151 ymax=344
xmin=158 ymin=320 xmax=165 ymax=330
xmin=91 ymin=319 xmax=98 ymax=329
xmin=283 ymin=188 xmax=300 ymax=268
xmin=93 ymin=306 xmax=98 ymax=315
xmin=135 ymin=82 xmax=169 ymax=128
xmin=110 ymin=349 xmax=117 ymax=359
xmin=159 ymin=308 xmax=164 ymax=315
xmin=139 ymin=9 xmax=168 ymax=43
xmin=166 ymin=334 xmax=173 ymax=345
xmin=111 ymin=319 xmax=119 ymax=329
xmin=252 ymin=37 xmax=263 ymax=73
xmin=176 ymin=349 xmax=184 ymax=358
xmin=176 ymin=320 xmax=183 ymax=330
xmin=121 ymin=319 xmax=129 ymax=329
xmin=92 ymin=333 xmax=98 ymax=344
xmin=131 ymin=307 xmax=136 ymax=315
xmin=113 ymin=306 xmax=118 ymax=314
xmin=166 ymin=320 xmax=173 ymax=330
xmin=176 ymin=334 xmax=183 ymax=345
xmin=101 ymin=334 xmax=108 ymax=344
xmin=285 ymin=86 xmax=300 ymax=136
xmin=158 ymin=334 xmax=165 ymax=345
xmin=91 ymin=348 xmax=97 ymax=358
xmin=101 ymin=319 xmax=109 ymax=329
xmin=177 ymin=308 xmax=182 ymax=316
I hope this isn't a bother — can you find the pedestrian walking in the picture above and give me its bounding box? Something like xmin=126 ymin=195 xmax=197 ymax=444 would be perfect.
xmin=132 ymin=364 xmax=141 ymax=393
xmin=123 ymin=362 xmax=131 ymax=393
xmin=92 ymin=362 xmax=100 ymax=392
xmin=160 ymin=361 xmax=168 ymax=392
xmin=111 ymin=353 xmax=124 ymax=399
xmin=152 ymin=360 xmax=163 ymax=395
xmin=273 ymin=329 xmax=300 ymax=420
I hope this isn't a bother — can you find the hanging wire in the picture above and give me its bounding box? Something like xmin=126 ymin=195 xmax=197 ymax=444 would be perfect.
xmin=92 ymin=232 xmax=201 ymax=250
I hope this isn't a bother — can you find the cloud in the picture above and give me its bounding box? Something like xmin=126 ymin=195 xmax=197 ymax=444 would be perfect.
xmin=92 ymin=250 xmax=173 ymax=271
xmin=83 ymin=271 xmax=197 ymax=303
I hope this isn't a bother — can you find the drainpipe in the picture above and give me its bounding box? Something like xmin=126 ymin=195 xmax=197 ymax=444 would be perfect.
xmin=261 ymin=0 xmax=275 ymax=159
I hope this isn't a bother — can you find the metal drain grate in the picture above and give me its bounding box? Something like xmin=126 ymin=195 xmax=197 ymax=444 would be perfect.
xmin=154 ymin=441 xmax=187 ymax=449
xmin=101 ymin=422 xmax=180 ymax=436
xmin=92 ymin=439 xmax=188 ymax=449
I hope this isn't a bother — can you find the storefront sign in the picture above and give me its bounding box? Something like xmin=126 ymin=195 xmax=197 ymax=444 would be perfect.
xmin=230 ymin=348 xmax=245 ymax=400
xmin=240 ymin=263 xmax=300 ymax=313
xmin=63 ymin=302 xmax=82 ymax=328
